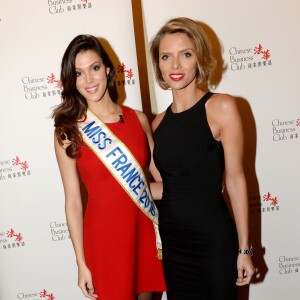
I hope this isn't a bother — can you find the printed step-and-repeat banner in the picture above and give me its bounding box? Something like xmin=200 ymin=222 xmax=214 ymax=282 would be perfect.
xmin=142 ymin=0 xmax=300 ymax=300
xmin=1 ymin=0 xmax=299 ymax=299
xmin=0 ymin=1 xmax=142 ymax=299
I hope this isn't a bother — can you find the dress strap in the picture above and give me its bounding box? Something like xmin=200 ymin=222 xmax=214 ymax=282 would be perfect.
xmin=200 ymin=91 xmax=214 ymax=105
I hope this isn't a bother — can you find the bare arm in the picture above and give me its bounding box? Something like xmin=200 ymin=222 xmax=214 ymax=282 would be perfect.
xmin=207 ymin=94 xmax=254 ymax=285
xmin=54 ymin=134 xmax=97 ymax=299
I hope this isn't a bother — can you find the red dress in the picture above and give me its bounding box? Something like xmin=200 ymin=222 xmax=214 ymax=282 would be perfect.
xmin=76 ymin=106 xmax=166 ymax=299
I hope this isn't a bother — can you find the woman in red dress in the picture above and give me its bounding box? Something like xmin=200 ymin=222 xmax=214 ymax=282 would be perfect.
xmin=52 ymin=34 xmax=165 ymax=300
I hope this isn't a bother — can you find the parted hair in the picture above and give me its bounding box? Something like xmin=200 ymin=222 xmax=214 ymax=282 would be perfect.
xmin=150 ymin=17 xmax=216 ymax=89
xmin=52 ymin=34 xmax=118 ymax=158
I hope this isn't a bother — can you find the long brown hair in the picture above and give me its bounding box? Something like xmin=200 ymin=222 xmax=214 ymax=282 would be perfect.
xmin=52 ymin=35 xmax=118 ymax=158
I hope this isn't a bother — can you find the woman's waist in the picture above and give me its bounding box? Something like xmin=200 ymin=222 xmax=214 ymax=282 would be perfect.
xmin=158 ymin=198 xmax=234 ymax=232
xmin=160 ymin=191 xmax=229 ymax=219
xmin=162 ymin=174 xmax=223 ymax=190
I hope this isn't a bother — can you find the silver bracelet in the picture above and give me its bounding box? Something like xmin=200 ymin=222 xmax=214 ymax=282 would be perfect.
xmin=238 ymin=247 xmax=253 ymax=256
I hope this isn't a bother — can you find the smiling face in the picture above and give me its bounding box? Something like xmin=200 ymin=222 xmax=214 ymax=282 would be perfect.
xmin=158 ymin=32 xmax=198 ymax=91
xmin=75 ymin=49 xmax=110 ymax=104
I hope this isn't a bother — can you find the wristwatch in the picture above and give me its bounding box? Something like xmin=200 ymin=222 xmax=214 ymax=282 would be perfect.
xmin=238 ymin=247 xmax=253 ymax=256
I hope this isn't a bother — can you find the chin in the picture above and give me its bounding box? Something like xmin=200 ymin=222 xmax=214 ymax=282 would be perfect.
xmin=86 ymin=96 xmax=102 ymax=103
xmin=169 ymin=83 xmax=188 ymax=90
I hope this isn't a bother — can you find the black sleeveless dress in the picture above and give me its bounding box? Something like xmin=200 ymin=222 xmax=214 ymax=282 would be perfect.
xmin=153 ymin=92 xmax=238 ymax=300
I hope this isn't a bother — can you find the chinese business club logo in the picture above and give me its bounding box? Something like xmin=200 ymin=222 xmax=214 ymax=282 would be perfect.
xmin=22 ymin=73 xmax=61 ymax=100
xmin=228 ymin=43 xmax=272 ymax=71
xmin=0 ymin=156 xmax=31 ymax=181
xmin=0 ymin=228 xmax=25 ymax=250
xmin=49 ymin=221 xmax=70 ymax=242
xmin=249 ymin=192 xmax=279 ymax=214
xmin=117 ymin=62 xmax=135 ymax=86
xmin=40 ymin=289 xmax=55 ymax=300
xmin=279 ymin=255 xmax=300 ymax=275
xmin=262 ymin=192 xmax=279 ymax=211
xmin=48 ymin=0 xmax=92 ymax=15
xmin=17 ymin=289 xmax=55 ymax=300
xmin=272 ymin=117 xmax=300 ymax=142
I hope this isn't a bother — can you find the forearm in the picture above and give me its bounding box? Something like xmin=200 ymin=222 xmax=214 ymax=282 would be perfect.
xmin=65 ymin=199 xmax=86 ymax=266
xmin=226 ymin=174 xmax=250 ymax=249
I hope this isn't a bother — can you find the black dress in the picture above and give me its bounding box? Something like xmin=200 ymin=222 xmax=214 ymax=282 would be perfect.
xmin=153 ymin=92 xmax=238 ymax=300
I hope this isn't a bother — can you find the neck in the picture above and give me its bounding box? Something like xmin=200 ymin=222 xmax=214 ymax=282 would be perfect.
xmin=88 ymin=96 xmax=115 ymax=115
xmin=171 ymin=86 xmax=205 ymax=113
xmin=87 ymin=97 xmax=121 ymax=122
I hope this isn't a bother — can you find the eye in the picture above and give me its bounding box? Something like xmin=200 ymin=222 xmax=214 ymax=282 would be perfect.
xmin=93 ymin=65 xmax=100 ymax=71
xmin=160 ymin=54 xmax=170 ymax=60
xmin=76 ymin=71 xmax=82 ymax=77
xmin=182 ymin=52 xmax=192 ymax=58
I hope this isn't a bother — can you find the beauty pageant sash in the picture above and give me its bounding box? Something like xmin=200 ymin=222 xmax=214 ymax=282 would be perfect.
xmin=78 ymin=109 xmax=162 ymax=259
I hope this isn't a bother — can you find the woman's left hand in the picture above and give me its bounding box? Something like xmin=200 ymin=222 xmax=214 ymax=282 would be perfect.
xmin=236 ymin=254 xmax=255 ymax=285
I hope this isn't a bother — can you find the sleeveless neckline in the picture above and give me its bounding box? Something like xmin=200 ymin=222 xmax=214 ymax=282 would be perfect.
xmin=105 ymin=105 xmax=125 ymax=126
xmin=168 ymin=92 xmax=211 ymax=116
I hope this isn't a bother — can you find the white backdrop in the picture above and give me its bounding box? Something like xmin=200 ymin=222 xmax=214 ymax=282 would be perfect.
xmin=142 ymin=0 xmax=300 ymax=299
xmin=0 ymin=1 xmax=142 ymax=299
xmin=1 ymin=1 xmax=300 ymax=300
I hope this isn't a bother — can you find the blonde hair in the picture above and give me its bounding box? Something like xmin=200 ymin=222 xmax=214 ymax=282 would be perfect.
xmin=150 ymin=17 xmax=216 ymax=89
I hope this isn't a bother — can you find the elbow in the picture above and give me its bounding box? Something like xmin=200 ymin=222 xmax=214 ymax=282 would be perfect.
xmin=225 ymin=172 xmax=246 ymax=194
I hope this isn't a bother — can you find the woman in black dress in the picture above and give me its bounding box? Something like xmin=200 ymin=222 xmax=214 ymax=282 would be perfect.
xmin=150 ymin=17 xmax=254 ymax=299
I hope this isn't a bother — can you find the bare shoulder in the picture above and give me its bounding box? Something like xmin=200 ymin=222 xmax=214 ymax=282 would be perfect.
xmin=207 ymin=93 xmax=237 ymax=112
xmin=133 ymin=109 xmax=151 ymax=134
xmin=152 ymin=111 xmax=166 ymax=132
xmin=134 ymin=109 xmax=148 ymax=123
xmin=134 ymin=109 xmax=149 ymax=126
xmin=207 ymin=93 xmax=239 ymax=122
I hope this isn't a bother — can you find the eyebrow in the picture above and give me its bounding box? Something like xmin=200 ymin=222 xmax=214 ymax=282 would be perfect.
xmin=159 ymin=48 xmax=195 ymax=55
xmin=75 ymin=61 xmax=102 ymax=70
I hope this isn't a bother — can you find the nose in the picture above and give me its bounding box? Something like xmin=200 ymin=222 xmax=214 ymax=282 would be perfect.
xmin=85 ymin=72 xmax=93 ymax=83
xmin=173 ymin=56 xmax=180 ymax=69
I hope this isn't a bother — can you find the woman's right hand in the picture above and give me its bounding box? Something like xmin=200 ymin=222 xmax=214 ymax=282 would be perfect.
xmin=78 ymin=263 xmax=98 ymax=299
